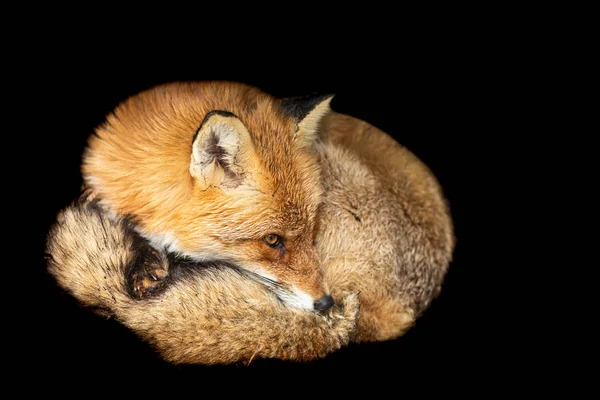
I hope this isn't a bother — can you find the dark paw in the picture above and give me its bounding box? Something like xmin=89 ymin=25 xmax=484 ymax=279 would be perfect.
xmin=127 ymin=244 xmax=170 ymax=299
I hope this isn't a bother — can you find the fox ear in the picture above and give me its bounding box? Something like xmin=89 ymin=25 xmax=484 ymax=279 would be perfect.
xmin=281 ymin=93 xmax=334 ymax=143
xmin=190 ymin=111 xmax=251 ymax=189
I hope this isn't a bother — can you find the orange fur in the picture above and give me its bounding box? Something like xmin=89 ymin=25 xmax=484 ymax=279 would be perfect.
xmin=82 ymin=82 xmax=327 ymax=306
xmin=46 ymin=83 xmax=456 ymax=363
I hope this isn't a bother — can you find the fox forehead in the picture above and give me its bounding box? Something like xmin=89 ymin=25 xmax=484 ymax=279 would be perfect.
xmin=203 ymin=181 xmax=322 ymax=242
xmin=249 ymin=154 xmax=323 ymax=239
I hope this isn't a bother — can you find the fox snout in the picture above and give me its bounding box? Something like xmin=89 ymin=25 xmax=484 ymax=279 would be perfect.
xmin=266 ymin=244 xmax=335 ymax=312
xmin=275 ymin=283 xmax=334 ymax=312
xmin=313 ymin=294 xmax=335 ymax=312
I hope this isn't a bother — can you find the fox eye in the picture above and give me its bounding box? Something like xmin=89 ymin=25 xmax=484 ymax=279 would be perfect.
xmin=263 ymin=234 xmax=282 ymax=248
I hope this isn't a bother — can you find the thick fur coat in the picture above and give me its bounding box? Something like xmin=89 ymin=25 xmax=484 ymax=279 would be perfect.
xmin=46 ymin=82 xmax=455 ymax=364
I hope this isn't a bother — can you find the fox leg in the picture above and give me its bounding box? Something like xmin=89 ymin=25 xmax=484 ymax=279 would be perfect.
xmin=127 ymin=240 xmax=170 ymax=299
xmin=75 ymin=186 xmax=172 ymax=299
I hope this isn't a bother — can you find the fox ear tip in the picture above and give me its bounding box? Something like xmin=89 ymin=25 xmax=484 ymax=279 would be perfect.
xmin=280 ymin=93 xmax=334 ymax=122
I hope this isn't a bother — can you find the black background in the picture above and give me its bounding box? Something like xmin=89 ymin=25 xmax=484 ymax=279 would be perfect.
xmin=23 ymin=25 xmax=498 ymax=384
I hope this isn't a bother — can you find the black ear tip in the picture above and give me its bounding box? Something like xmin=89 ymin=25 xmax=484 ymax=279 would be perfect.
xmin=281 ymin=93 xmax=335 ymax=120
xmin=316 ymin=93 xmax=336 ymax=103
xmin=204 ymin=110 xmax=237 ymax=121
xmin=288 ymin=92 xmax=335 ymax=102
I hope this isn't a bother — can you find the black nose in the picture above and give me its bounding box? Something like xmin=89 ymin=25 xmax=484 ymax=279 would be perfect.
xmin=314 ymin=295 xmax=335 ymax=312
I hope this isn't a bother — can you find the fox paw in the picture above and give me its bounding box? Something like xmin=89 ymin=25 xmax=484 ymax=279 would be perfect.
xmin=127 ymin=244 xmax=170 ymax=299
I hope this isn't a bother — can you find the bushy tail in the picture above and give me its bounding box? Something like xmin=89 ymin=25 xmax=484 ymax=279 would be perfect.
xmin=45 ymin=197 xmax=359 ymax=365
xmin=46 ymin=198 xmax=136 ymax=313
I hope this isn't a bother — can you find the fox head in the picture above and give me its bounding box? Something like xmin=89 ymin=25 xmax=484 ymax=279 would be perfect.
xmin=82 ymin=82 xmax=334 ymax=310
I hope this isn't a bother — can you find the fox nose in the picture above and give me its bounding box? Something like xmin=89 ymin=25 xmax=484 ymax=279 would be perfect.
xmin=314 ymin=295 xmax=335 ymax=312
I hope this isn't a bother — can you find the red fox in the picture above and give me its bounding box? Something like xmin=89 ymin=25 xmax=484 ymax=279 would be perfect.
xmin=46 ymin=82 xmax=455 ymax=364
xmin=82 ymin=82 xmax=335 ymax=310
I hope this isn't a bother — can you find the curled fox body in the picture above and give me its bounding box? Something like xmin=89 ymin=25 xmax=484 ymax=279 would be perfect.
xmin=46 ymin=82 xmax=455 ymax=364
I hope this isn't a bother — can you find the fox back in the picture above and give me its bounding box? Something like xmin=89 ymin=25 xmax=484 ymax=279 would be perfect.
xmin=82 ymin=81 xmax=333 ymax=309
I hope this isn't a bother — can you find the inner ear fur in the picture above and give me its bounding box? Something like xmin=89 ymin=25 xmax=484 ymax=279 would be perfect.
xmin=190 ymin=110 xmax=254 ymax=189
